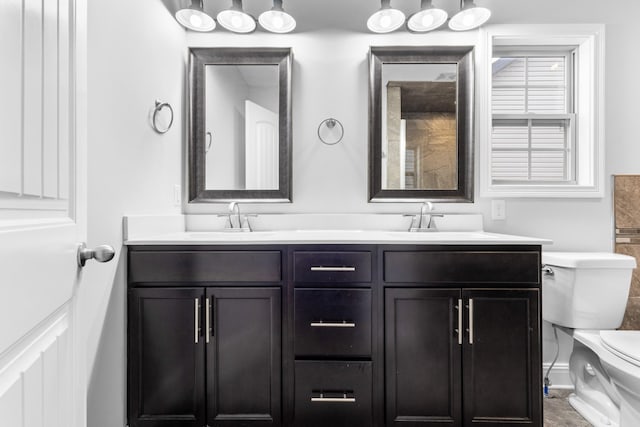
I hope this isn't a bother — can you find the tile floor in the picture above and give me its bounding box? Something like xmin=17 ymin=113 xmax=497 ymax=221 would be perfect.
xmin=544 ymin=389 xmax=591 ymax=426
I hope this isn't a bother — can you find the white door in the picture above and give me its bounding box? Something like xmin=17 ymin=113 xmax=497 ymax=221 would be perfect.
xmin=245 ymin=100 xmax=279 ymax=190
xmin=0 ymin=0 xmax=90 ymax=426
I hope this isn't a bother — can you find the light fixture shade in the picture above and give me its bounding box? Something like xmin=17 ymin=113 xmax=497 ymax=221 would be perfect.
xmin=259 ymin=0 xmax=296 ymax=33
xmin=217 ymin=0 xmax=256 ymax=33
xmin=448 ymin=0 xmax=491 ymax=31
xmin=367 ymin=0 xmax=405 ymax=33
xmin=175 ymin=0 xmax=216 ymax=32
xmin=407 ymin=1 xmax=447 ymax=33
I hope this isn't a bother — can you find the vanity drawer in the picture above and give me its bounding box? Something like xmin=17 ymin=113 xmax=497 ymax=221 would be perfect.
xmin=293 ymin=251 xmax=372 ymax=283
xmin=128 ymin=250 xmax=282 ymax=283
xmin=294 ymin=289 xmax=371 ymax=357
xmin=384 ymin=250 xmax=540 ymax=284
xmin=294 ymin=361 xmax=372 ymax=427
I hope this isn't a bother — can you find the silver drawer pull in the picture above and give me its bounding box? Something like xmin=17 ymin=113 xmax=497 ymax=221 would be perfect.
xmin=311 ymin=393 xmax=356 ymax=403
xmin=194 ymin=298 xmax=200 ymax=344
xmin=205 ymin=297 xmax=211 ymax=344
xmin=456 ymin=299 xmax=462 ymax=345
xmin=468 ymin=298 xmax=474 ymax=345
xmin=310 ymin=266 xmax=356 ymax=272
xmin=310 ymin=321 xmax=356 ymax=328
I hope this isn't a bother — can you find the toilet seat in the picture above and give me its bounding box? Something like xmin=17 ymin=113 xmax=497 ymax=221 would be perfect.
xmin=600 ymin=331 xmax=640 ymax=368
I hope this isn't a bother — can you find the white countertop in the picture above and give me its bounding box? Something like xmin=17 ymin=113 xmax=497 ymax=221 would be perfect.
xmin=122 ymin=214 xmax=551 ymax=246
xmin=124 ymin=229 xmax=550 ymax=246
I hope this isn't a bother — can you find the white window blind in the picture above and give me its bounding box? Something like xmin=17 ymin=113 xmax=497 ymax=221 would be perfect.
xmin=491 ymin=51 xmax=575 ymax=184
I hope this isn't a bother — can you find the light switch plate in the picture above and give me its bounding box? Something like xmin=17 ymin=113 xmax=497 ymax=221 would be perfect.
xmin=491 ymin=200 xmax=506 ymax=220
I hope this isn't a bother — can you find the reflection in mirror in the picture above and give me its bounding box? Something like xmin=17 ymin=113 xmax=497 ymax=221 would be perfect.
xmin=205 ymin=65 xmax=279 ymax=190
xmin=369 ymin=46 xmax=474 ymax=202
xmin=382 ymin=64 xmax=457 ymax=191
xmin=189 ymin=47 xmax=292 ymax=202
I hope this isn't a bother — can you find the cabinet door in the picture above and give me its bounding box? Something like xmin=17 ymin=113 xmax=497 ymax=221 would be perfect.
xmin=128 ymin=288 xmax=205 ymax=427
xmin=462 ymin=289 xmax=541 ymax=426
xmin=206 ymin=287 xmax=281 ymax=426
xmin=385 ymin=288 xmax=462 ymax=427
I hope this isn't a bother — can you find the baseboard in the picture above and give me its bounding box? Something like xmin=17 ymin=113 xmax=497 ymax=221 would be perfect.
xmin=543 ymin=362 xmax=573 ymax=389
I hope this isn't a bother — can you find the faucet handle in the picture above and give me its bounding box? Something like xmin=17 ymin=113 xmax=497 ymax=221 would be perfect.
xmin=217 ymin=214 xmax=233 ymax=229
xmin=403 ymin=214 xmax=418 ymax=232
xmin=242 ymin=214 xmax=258 ymax=232
xmin=426 ymin=213 xmax=445 ymax=230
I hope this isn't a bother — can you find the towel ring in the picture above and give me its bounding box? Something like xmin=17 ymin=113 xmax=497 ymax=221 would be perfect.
xmin=151 ymin=100 xmax=174 ymax=134
xmin=318 ymin=118 xmax=344 ymax=145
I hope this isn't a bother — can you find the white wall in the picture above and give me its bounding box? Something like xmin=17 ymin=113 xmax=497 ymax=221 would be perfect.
xmin=83 ymin=0 xmax=185 ymax=425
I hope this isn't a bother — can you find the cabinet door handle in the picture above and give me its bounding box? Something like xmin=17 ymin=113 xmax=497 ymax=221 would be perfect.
xmin=456 ymin=299 xmax=463 ymax=345
xmin=310 ymin=266 xmax=356 ymax=272
xmin=205 ymin=297 xmax=211 ymax=344
xmin=194 ymin=297 xmax=200 ymax=344
xmin=468 ymin=298 xmax=474 ymax=345
xmin=311 ymin=392 xmax=356 ymax=403
xmin=310 ymin=321 xmax=356 ymax=328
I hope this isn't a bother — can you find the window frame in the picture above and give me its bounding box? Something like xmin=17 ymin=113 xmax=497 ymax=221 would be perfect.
xmin=479 ymin=24 xmax=605 ymax=198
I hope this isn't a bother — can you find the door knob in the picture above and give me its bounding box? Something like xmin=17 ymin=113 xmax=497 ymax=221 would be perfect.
xmin=77 ymin=243 xmax=115 ymax=267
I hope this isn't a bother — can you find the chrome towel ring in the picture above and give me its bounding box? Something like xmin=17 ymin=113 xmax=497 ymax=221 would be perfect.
xmin=318 ymin=117 xmax=344 ymax=145
xmin=151 ymin=100 xmax=174 ymax=134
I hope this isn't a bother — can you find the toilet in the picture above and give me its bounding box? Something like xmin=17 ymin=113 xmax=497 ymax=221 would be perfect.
xmin=542 ymin=252 xmax=639 ymax=427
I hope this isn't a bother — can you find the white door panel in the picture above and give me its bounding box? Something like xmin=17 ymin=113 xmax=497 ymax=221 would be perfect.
xmin=0 ymin=309 xmax=71 ymax=427
xmin=0 ymin=224 xmax=77 ymax=353
xmin=0 ymin=0 xmax=87 ymax=425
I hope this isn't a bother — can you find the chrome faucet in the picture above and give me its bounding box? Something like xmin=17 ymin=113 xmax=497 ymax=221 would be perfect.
xmin=228 ymin=202 xmax=241 ymax=229
xmin=409 ymin=202 xmax=444 ymax=232
xmin=417 ymin=202 xmax=433 ymax=229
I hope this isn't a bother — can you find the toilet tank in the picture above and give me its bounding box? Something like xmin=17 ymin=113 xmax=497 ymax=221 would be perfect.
xmin=542 ymin=252 xmax=636 ymax=329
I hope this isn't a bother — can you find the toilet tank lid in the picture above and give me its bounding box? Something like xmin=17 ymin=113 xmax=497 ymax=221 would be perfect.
xmin=542 ymin=252 xmax=637 ymax=269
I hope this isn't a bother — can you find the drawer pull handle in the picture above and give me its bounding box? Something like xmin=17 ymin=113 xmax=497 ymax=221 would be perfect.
xmin=310 ymin=266 xmax=356 ymax=272
xmin=205 ymin=297 xmax=211 ymax=344
xmin=310 ymin=321 xmax=356 ymax=328
xmin=456 ymin=299 xmax=462 ymax=345
xmin=194 ymin=298 xmax=200 ymax=344
xmin=311 ymin=392 xmax=356 ymax=403
xmin=468 ymin=298 xmax=474 ymax=345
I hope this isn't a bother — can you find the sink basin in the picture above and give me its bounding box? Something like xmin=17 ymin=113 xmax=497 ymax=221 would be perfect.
xmin=182 ymin=231 xmax=277 ymax=240
xmin=385 ymin=231 xmax=499 ymax=240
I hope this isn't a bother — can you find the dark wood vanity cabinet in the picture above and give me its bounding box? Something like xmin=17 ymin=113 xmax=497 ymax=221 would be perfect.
xmin=128 ymin=287 xmax=206 ymax=427
xmin=383 ymin=248 xmax=542 ymax=427
xmin=127 ymin=244 xmax=542 ymax=427
xmin=128 ymin=248 xmax=283 ymax=427
xmin=291 ymin=248 xmax=375 ymax=427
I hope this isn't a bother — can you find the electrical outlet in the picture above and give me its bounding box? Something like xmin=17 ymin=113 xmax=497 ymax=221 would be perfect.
xmin=491 ymin=199 xmax=506 ymax=220
xmin=173 ymin=184 xmax=182 ymax=206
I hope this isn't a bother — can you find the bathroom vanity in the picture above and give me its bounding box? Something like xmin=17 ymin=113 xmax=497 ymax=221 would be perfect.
xmin=126 ymin=227 xmax=544 ymax=427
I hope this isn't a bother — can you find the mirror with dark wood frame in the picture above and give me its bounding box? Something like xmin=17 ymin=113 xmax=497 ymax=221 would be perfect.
xmin=188 ymin=47 xmax=292 ymax=202
xmin=369 ymin=46 xmax=474 ymax=202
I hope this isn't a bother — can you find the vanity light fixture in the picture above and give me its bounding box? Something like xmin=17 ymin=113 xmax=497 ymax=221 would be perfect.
xmin=367 ymin=0 xmax=406 ymax=34
xmin=175 ymin=0 xmax=216 ymax=32
xmin=259 ymin=0 xmax=296 ymax=33
xmin=448 ymin=0 xmax=491 ymax=31
xmin=217 ymin=0 xmax=256 ymax=33
xmin=407 ymin=0 xmax=448 ymax=32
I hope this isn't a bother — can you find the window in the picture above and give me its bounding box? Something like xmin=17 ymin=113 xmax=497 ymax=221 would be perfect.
xmin=480 ymin=25 xmax=605 ymax=198
xmin=492 ymin=50 xmax=575 ymax=183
